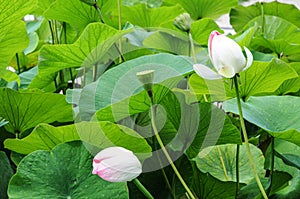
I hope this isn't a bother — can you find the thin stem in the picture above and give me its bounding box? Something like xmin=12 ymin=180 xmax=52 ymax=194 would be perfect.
xmin=162 ymin=167 xmax=175 ymax=198
xmin=275 ymin=0 xmax=278 ymax=16
xmin=93 ymin=63 xmax=98 ymax=81
xmin=132 ymin=178 xmax=154 ymax=199
xmin=63 ymin=22 xmax=67 ymax=44
xmin=93 ymin=1 xmax=124 ymax=63
xmin=15 ymin=131 xmax=19 ymax=139
xmin=15 ymin=53 xmax=20 ymax=74
xmin=235 ymin=144 xmax=240 ymax=198
xmin=149 ymin=99 xmax=196 ymax=199
xmin=53 ymin=20 xmax=59 ymax=44
xmin=114 ymin=43 xmax=125 ymax=62
xmin=69 ymin=68 xmax=74 ymax=88
xmin=233 ymin=75 xmax=268 ymax=199
xmin=93 ymin=3 xmax=104 ymax=23
xmin=49 ymin=20 xmax=59 ymax=90
xmin=191 ymin=161 xmax=201 ymax=197
xmin=117 ymin=0 xmax=123 ymax=63
xmin=260 ymin=1 xmax=265 ymax=34
xmin=188 ymin=32 xmax=196 ymax=63
xmin=59 ymin=71 xmax=66 ymax=94
xmin=266 ymin=137 xmax=275 ymax=196
xmin=152 ymin=120 xmax=174 ymax=198
xmin=217 ymin=146 xmax=229 ymax=181
xmin=188 ymin=31 xmax=208 ymax=101
xmin=48 ymin=20 xmax=55 ymax=44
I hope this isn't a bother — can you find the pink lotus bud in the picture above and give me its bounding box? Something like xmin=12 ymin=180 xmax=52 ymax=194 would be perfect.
xmin=92 ymin=147 xmax=142 ymax=182
xmin=193 ymin=30 xmax=253 ymax=79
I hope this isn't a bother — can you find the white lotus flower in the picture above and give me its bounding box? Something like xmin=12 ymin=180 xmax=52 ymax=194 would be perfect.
xmin=92 ymin=147 xmax=142 ymax=182
xmin=193 ymin=30 xmax=253 ymax=79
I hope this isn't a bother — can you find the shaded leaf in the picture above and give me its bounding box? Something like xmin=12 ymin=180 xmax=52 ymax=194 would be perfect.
xmin=230 ymin=2 xmax=300 ymax=31
xmin=122 ymin=4 xmax=184 ymax=27
xmin=4 ymin=123 xmax=80 ymax=154
xmin=8 ymin=141 xmax=129 ymax=199
xmin=194 ymin=143 xmax=265 ymax=184
xmin=164 ymin=0 xmax=237 ymax=20
xmin=29 ymin=23 xmax=130 ymax=89
xmin=239 ymin=59 xmax=298 ymax=98
xmin=70 ymin=53 xmax=193 ymax=120
xmin=0 ymin=151 xmax=13 ymax=199
xmin=44 ymin=0 xmax=100 ymax=32
xmin=274 ymin=139 xmax=300 ymax=170
xmin=189 ymin=59 xmax=297 ymax=101
xmin=19 ymin=66 xmax=38 ymax=88
xmin=190 ymin=18 xmax=223 ymax=45
xmin=0 ymin=88 xmax=73 ymax=135
xmin=223 ymin=96 xmax=300 ymax=146
xmin=274 ymin=62 xmax=300 ymax=95
xmin=5 ymin=122 xmax=151 ymax=160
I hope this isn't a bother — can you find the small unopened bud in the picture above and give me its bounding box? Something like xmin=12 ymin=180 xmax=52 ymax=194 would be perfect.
xmin=136 ymin=70 xmax=154 ymax=92
xmin=174 ymin=13 xmax=191 ymax=32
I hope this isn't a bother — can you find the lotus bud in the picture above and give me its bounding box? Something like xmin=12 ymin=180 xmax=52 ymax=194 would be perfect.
xmin=193 ymin=30 xmax=253 ymax=79
xmin=92 ymin=147 xmax=142 ymax=182
xmin=174 ymin=13 xmax=191 ymax=32
xmin=136 ymin=70 xmax=155 ymax=92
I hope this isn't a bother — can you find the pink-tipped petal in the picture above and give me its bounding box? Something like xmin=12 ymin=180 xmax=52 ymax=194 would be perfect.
xmin=242 ymin=46 xmax=253 ymax=72
xmin=92 ymin=169 xmax=97 ymax=174
xmin=92 ymin=147 xmax=142 ymax=182
xmin=208 ymin=31 xmax=221 ymax=61
xmin=193 ymin=64 xmax=222 ymax=80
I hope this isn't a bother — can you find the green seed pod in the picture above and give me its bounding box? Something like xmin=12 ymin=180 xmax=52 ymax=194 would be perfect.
xmin=174 ymin=13 xmax=191 ymax=32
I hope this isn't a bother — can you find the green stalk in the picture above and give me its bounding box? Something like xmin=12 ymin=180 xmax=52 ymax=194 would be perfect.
xmin=48 ymin=20 xmax=60 ymax=90
xmin=191 ymin=161 xmax=201 ymax=196
xmin=93 ymin=2 xmax=104 ymax=23
xmin=235 ymin=144 xmax=240 ymax=198
xmin=69 ymin=68 xmax=74 ymax=88
xmin=132 ymin=178 xmax=154 ymax=199
xmin=117 ymin=0 xmax=123 ymax=63
xmin=93 ymin=63 xmax=98 ymax=81
xmin=152 ymin=116 xmax=174 ymax=198
xmin=233 ymin=75 xmax=268 ymax=199
xmin=48 ymin=20 xmax=55 ymax=44
xmin=188 ymin=32 xmax=208 ymax=101
xmin=63 ymin=22 xmax=67 ymax=44
xmin=275 ymin=0 xmax=278 ymax=16
xmin=149 ymin=98 xmax=196 ymax=199
xmin=53 ymin=20 xmax=60 ymax=44
xmin=188 ymin=32 xmax=196 ymax=63
xmin=266 ymin=137 xmax=275 ymax=196
xmin=93 ymin=1 xmax=124 ymax=63
xmin=15 ymin=53 xmax=20 ymax=74
xmin=260 ymin=1 xmax=265 ymax=34
xmin=59 ymin=70 xmax=66 ymax=94
xmin=62 ymin=22 xmax=75 ymax=88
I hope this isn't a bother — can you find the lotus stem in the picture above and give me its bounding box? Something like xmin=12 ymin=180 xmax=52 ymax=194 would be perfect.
xmin=149 ymin=98 xmax=196 ymax=199
xmin=132 ymin=178 xmax=154 ymax=199
xmin=236 ymin=144 xmax=240 ymax=198
xmin=266 ymin=136 xmax=275 ymax=196
xmin=233 ymin=75 xmax=268 ymax=199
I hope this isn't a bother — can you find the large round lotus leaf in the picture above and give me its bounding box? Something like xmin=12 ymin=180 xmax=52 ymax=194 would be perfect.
xmin=224 ymin=96 xmax=300 ymax=146
xmin=8 ymin=141 xmax=129 ymax=199
xmin=194 ymin=143 xmax=265 ymax=184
